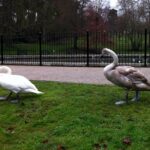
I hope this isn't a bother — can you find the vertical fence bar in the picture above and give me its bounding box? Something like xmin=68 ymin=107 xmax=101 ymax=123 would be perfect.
xmin=39 ymin=33 xmax=42 ymax=66
xmin=86 ymin=31 xmax=89 ymax=67
xmin=144 ymin=29 xmax=147 ymax=67
xmin=1 ymin=35 xmax=4 ymax=65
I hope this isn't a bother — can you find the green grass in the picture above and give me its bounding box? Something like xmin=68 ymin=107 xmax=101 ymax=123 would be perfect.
xmin=0 ymin=81 xmax=150 ymax=150
xmin=3 ymin=35 xmax=150 ymax=55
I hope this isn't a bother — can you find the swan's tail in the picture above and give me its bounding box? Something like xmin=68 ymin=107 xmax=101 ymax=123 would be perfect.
xmin=25 ymin=89 xmax=44 ymax=94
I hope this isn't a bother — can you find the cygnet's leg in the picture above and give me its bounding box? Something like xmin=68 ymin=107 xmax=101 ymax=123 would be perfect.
xmin=131 ymin=91 xmax=140 ymax=102
xmin=115 ymin=90 xmax=129 ymax=105
xmin=10 ymin=93 xmax=20 ymax=103
xmin=125 ymin=90 xmax=129 ymax=104
xmin=6 ymin=92 xmax=13 ymax=100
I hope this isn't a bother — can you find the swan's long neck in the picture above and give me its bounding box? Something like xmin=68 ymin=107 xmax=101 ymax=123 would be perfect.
xmin=104 ymin=49 xmax=118 ymax=73
xmin=0 ymin=66 xmax=12 ymax=74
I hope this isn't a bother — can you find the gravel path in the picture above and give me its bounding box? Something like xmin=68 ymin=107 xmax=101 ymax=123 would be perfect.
xmin=6 ymin=65 xmax=150 ymax=85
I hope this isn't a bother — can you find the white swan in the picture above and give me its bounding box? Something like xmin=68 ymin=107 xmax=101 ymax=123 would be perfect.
xmin=0 ymin=66 xmax=12 ymax=74
xmin=101 ymin=48 xmax=150 ymax=105
xmin=0 ymin=67 xmax=43 ymax=103
xmin=0 ymin=66 xmax=12 ymax=101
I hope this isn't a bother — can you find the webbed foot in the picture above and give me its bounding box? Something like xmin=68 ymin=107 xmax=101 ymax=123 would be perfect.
xmin=131 ymin=98 xmax=137 ymax=102
xmin=0 ymin=96 xmax=7 ymax=100
xmin=10 ymin=100 xmax=19 ymax=104
xmin=115 ymin=100 xmax=126 ymax=105
xmin=131 ymin=98 xmax=140 ymax=102
xmin=131 ymin=91 xmax=140 ymax=102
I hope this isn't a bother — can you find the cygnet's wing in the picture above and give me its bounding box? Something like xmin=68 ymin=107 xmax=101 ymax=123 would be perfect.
xmin=116 ymin=66 xmax=136 ymax=75
xmin=116 ymin=66 xmax=148 ymax=84
xmin=127 ymin=71 xmax=149 ymax=84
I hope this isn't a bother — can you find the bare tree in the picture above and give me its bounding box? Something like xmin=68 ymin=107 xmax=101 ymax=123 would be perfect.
xmin=117 ymin=0 xmax=149 ymax=31
xmin=118 ymin=0 xmax=141 ymax=31
xmin=138 ymin=0 xmax=150 ymax=29
xmin=0 ymin=0 xmax=90 ymax=35
xmin=108 ymin=9 xmax=118 ymax=32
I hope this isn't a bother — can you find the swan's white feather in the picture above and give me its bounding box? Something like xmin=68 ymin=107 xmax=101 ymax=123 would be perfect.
xmin=0 ymin=74 xmax=43 ymax=94
xmin=0 ymin=66 xmax=12 ymax=74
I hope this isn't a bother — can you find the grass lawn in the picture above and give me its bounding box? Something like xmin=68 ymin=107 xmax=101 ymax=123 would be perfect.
xmin=0 ymin=81 xmax=149 ymax=150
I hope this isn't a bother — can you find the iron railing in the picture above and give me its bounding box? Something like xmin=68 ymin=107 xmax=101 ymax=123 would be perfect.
xmin=0 ymin=29 xmax=150 ymax=67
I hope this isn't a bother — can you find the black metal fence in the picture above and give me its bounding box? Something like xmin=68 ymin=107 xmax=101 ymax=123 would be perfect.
xmin=0 ymin=29 xmax=150 ymax=67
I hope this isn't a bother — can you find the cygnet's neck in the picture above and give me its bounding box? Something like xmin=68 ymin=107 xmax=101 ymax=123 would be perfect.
xmin=103 ymin=49 xmax=118 ymax=73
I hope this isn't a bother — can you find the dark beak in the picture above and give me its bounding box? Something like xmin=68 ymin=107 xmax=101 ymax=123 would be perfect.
xmin=100 ymin=53 xmax=103 ymax=58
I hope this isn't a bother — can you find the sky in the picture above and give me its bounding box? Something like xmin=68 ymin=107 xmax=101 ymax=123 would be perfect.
xmin=109 ymin=0 xmax=118 ymax=8
xmin=92 ymin=0 xmax=118 ymax=9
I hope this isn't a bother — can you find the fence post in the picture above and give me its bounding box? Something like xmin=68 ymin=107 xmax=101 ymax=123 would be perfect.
xmin=86 ymin=31 xmax=89 ymax=67
xmin=73 ymin=32 xmax=78 ymax=49
xmin=144 ymin=29 xmax=147 ymax=67
xmin=0 ymin=35 xmax=4 ymax=65
xmin=39 ymin=32 xmax=42 ymax=66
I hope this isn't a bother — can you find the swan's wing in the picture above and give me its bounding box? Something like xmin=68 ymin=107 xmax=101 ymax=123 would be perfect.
xmin=116 ymin=66 xmax=136 ymax=75
xmin=0 ymin=74 xmax=38 ymax=93
xmin=12 ymin=75 xmax=39 ymax=91
xmin=127 ymin=71 xmax=148 ymax=84
xmin=0 ymin=74 xmax=20 ymax=92
xmin=116 ymin=66 xmax=149 ymax=84
xmin=14 ymin=76 xmax=43 ymax=94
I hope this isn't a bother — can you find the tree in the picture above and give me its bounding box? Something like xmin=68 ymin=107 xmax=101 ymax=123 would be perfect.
xmin=108 ymin=9 xmax=118 ymax=32
xmin=117 ymin=0 xmax=149 ymax=32
xmin=0 ymin=0 xmax=90 ymax=35
xmin=0 ymin=0 xmax=14 ymax=34
xmin=84 ymin=4 xmax=107 ymax=32
xmin=138 ymin=0 xmax=150 ymax=29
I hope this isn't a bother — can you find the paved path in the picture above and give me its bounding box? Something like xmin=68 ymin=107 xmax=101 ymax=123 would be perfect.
xmin=6 ymin=65 xmax=150 ymax=85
